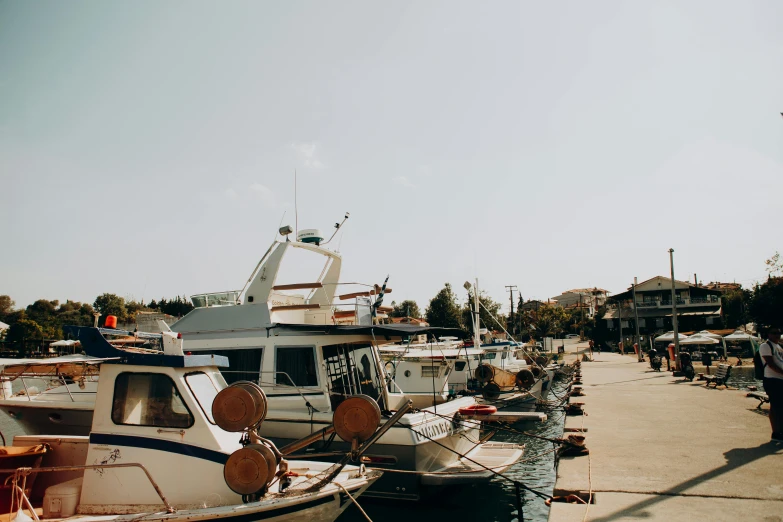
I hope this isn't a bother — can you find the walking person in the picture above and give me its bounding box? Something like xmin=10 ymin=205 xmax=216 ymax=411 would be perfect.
xmin=588 ymin=339 xmax=594 ymax=358
xmin=759 ymin=327 xmax=783 ymax=442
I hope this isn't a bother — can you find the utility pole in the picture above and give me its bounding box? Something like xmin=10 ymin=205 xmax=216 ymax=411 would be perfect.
xmin=633 ymin=277 xmax=642 ymax=362
xmin=618 ymin=297 xmax=623 ymax=352
xmin=505 ymin=285 xmax=518 ymax=335
xmin=670 ymin=248 xmax=681 ymax=371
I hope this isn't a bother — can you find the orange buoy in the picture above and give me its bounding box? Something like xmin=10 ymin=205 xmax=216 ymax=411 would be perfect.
xmin=104 ymin=315 xmax=117 ymax=329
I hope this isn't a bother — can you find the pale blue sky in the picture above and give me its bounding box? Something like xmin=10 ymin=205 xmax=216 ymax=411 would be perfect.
xmin=2 ymin=1 xmax=782 ymax=312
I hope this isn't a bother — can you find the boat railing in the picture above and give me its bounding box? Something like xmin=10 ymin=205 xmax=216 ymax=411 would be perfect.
xmin=3 ymin=462 xmax=174 ymax=514
xmin=1 ymin=374 xmax=94 ymax=403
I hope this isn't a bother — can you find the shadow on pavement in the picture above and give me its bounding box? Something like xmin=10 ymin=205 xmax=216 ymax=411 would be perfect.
xmin=589 ymin=442 xmax=783 ymax=522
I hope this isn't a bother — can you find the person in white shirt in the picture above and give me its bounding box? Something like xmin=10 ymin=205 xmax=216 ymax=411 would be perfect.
xmin=759 ymin=327 xmax=783 ymax=442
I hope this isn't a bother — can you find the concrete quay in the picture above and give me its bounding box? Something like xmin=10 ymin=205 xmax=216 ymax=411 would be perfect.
xmin=548 ymin=351 xmax=783 ymax=522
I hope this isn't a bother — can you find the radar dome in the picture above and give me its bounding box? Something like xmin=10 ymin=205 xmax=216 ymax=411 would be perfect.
xmin=297 ymin=229 xmax=324 ymax=245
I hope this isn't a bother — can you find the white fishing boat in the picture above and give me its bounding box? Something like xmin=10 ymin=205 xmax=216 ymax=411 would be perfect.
xmin=168 ymin=223 xmax=524 ymax=500
xmin=11 ymin=219 xmax=525 ymax=501
xmin=1 ymin=328 xmax=382 ymax=522
xmin=462 ymin=283 xmax=552 ymax=411
xmin=379 ymin=337 xmax=484 ymax=407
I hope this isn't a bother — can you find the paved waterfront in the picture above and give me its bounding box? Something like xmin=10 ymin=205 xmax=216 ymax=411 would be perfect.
xmin=549 ymin=352 xmax=783 ymax=522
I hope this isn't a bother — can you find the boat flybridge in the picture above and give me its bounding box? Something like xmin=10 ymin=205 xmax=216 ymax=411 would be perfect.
xmin=1 ymin=325 xmax=383 ymax=522
xmin=170 ymin=224 xmax=525 ymax=500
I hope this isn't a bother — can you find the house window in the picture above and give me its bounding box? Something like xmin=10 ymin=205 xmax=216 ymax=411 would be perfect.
xmin=638 ymin=318 xmax=646 ymax=328
xmin=656 ymin=318 xmax=664 ymax=328
xmin=112 ymin=373 xmax=193 ymax=428
xmin=606 ymin=319 xmax=614 ymax=329
xmin=706 ymin=317 xmax=714 ymax=325
xmin=621 ymin=320 xmax=630 ymax=329
xmin=276 ymin=347 xmax=318 ymax=387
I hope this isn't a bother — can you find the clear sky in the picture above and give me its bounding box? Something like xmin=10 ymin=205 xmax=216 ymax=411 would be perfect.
xmin=2 ymin=1 xmax=782 ymax=313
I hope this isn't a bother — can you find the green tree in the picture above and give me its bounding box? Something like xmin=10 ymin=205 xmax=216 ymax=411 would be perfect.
xmin=765 ymin=252 xmax=782 ymax=277
xmin=5 ymin=318 xmax=44 ymax=344
xmin=159 ymin=296 xmax=194 ymax=317
xmin=721 ymin=288 xmax=751 ymax=329
xmin=748 ymin=277 xmax=783 ymax=331
xmin=93 ymin=293 xmax=128 ymax=324
xmin=390 ymin=300 xmax=421 ymax=319
xmin=462 ymin=292 xmax=506 ymax=335
xmin=425 ymin=284 xmax=463 ymax=330
xmin=0 ymin=295 xmax=14 ymax=321
xmin=519 ymin=303 xmax=569 ymax=339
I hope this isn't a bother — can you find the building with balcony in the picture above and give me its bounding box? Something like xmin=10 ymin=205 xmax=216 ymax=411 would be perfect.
xmin=603 ymin=276 xmax=723 ymax=334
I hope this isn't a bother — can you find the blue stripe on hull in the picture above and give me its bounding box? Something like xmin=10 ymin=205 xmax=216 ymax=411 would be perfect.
xmin=89 ymin=433 xmax=230 ymax=464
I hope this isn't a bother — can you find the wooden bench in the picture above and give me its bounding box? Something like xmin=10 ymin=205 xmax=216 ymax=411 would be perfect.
xmin=747 ymin=391 xmax=770 ymax=409
xmin=704 ymin=364 xmax=731 ymax=387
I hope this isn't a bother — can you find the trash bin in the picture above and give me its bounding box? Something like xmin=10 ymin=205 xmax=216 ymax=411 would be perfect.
xmin=558 ymin=346 xmax=565 ymax=354
xmin=701 ymin=351 xmax=713 ymax=368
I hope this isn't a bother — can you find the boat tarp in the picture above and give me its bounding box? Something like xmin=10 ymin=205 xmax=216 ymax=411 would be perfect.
xmin=273 ymin=323 xmax=464 ymax=339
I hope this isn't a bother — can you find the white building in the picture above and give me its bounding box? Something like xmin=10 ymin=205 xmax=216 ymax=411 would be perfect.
xmin=550 ymin=288 xmax=609 ymax=318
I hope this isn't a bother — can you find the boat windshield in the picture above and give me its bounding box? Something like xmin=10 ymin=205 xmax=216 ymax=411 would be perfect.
xmin=322 ymin=342 xmax=384 ymax=410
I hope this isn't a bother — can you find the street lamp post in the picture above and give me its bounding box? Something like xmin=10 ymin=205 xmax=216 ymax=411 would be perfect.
xmin=669 ymin=248 xmax=681 ymax=371
xmin=633 ymin=277 xmax=642 ymax=362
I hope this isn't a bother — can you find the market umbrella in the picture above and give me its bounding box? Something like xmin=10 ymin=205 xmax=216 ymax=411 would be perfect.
xmin=654 ymin=331 xmax=689 ymax=343
xmin=680 ymin=334 xmax=720 ymax=345
xmin=723 ymin=331 xmax=760 ymax=341
xmin=697 ymin=330 xmax=723 ymax=340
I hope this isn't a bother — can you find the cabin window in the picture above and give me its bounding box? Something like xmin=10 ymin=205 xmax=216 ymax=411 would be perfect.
xmin=421 ymin=365 xmax=440 ymax=378
xmin=275 ymin=347 xmax=318 ymax=387
xmin=322 ymin=343 xmax=382 ymax=407
xmin=185 ymin=372 xmax=219 ymax=424
xmin=482 ymin=353 xmax=497 ymax=360
xmin=210 ymin=349 xmax=263 ymax=385
xmin=454 ymin=361 xmax=467 ymax=372
xmin=111 ymin=373 xmax=193 ymax=428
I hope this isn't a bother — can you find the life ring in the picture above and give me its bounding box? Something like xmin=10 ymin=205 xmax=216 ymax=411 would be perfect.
xmin=458 ymin=404 xmax=498 ymax=416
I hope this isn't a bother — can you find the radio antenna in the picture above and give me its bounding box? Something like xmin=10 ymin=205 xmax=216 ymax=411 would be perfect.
xmin=321 ymin=212 xmax=350 ymax=245
xmin=294 ymin=169 xmax=298 ymax=238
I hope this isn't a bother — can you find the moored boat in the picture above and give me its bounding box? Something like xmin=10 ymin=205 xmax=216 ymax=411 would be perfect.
xmin=0 ymin=327 xmax=382 ymax=522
